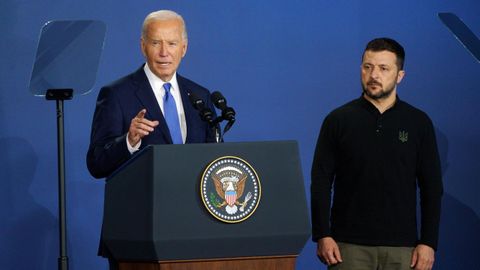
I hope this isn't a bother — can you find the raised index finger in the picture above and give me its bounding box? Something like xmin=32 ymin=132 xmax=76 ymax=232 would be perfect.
xmin=136 ymin=110 xmax=159 ymax=128
xmin=136 ymin=109 xmax=147 ymax=119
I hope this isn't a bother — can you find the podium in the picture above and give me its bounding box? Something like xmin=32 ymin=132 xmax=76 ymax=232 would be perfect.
xmin=102 ymin=141 xmax=310 ymax=270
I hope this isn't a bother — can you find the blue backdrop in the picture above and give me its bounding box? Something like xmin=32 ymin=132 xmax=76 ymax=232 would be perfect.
xmin=1 ymin=1 xmax=479 ymax=269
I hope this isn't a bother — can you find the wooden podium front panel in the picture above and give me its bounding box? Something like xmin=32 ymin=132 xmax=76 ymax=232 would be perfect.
xmin=118 ymin=256 xmax=297 ymax=270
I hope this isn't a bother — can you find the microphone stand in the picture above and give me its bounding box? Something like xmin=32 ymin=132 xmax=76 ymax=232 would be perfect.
xmin=212 ymin=118 xmax=224 ymax=143
xmin=223 ymin=119 xmax=235 ymax=135
xmin=212 ymin=116 xmax=235 ymax=143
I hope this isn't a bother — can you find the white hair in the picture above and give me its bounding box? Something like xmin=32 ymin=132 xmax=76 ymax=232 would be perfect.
xmin=141 ymin=10 xmax=188 ymax=40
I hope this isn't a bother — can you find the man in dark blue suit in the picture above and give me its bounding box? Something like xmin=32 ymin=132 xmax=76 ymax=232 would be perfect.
xmin=87 ymin=10 xmax=216 ymax=179
xmin=86 ymin=10 xmax=216 ymax=269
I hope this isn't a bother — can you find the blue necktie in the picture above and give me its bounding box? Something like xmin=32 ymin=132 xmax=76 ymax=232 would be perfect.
xmin=163 ymin=83 xmax=183 ymax=144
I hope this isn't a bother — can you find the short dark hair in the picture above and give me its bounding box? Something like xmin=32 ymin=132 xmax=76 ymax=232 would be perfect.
xmin=363 ymin=38 xmax=405 ymax=70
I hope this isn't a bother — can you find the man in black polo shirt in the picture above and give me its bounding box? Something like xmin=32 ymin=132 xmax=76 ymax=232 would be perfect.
xmin=311 ymin=38 xmax=443 ymax=270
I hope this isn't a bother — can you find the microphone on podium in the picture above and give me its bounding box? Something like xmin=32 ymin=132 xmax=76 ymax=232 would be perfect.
xmin=211 ymin=91 xmax=236 ymax=122
xmin=188 ymin=90 xmax=236 ymax=143
xmin=188 ymin=92 xmax=214 ymax=124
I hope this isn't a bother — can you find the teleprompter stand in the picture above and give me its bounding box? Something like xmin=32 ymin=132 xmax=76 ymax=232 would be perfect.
xmin=46 ymin=89 xmax=73 ymax=270
xmin=29 ymin=20 xmax=106 ymax=270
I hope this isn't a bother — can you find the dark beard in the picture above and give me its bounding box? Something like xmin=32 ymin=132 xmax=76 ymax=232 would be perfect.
xmin=362 ymin=82 xmax=395 ymax=100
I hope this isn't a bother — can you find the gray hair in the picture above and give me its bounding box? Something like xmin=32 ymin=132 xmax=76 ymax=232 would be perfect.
xmin=141 ymin=10 xmax=188 ymax=41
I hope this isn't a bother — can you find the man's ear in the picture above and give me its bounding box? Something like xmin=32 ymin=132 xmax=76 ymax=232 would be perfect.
xmin=140 ymin=38 xmax=147 ymax=57
xmin=182 ymin=40 xmax=188 ymax=58
xmin=397 ymin=70 xmax=405 ymax=84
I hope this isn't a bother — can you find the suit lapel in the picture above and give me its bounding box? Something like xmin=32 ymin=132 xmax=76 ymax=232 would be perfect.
xmin=132 ymin=67 xmax=173 ymax=144
xmin=178 ymin=74 xmax=197 ymax=143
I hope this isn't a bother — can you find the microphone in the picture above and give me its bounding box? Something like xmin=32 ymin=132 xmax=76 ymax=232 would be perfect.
xmin=211 ymin=91 xmax=236 ymax=122
xmin=188 ymin=92 xmax=214 ymax=123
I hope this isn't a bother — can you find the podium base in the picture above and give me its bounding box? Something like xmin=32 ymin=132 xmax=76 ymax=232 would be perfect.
xmin=118 ymin=255 xmax=297 ymax=270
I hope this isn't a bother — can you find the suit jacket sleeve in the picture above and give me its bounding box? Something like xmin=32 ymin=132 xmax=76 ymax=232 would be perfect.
xmin=86 ymin=85 xmax=132 ymax=179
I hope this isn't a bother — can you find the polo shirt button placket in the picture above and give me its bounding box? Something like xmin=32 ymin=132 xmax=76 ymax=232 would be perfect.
xmin=376 ymin=116 xmax=383 ymax=134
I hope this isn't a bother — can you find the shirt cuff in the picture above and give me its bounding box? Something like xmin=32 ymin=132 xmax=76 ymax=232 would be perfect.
xmin=126 ymin=133 xmax=141 ymax=154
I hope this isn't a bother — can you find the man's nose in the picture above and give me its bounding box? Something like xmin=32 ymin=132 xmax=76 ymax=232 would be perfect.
xmin=158 ymin=43 xmax=168 ymax=56
xmin=370 ymin=66 xmax=380 ymax=79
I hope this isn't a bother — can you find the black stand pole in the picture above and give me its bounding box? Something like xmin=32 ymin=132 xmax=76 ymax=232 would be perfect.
xmin=214 ymin=121 xmax=223 ymax=143
xmin=46 ymin=89 xmax=73 ymax=270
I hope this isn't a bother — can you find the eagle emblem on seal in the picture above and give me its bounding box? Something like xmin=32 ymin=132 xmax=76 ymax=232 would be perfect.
xmin=212 ymin=166 xmax=252 ymax=214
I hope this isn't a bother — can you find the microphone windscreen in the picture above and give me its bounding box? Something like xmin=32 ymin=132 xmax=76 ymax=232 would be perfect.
xmin=188 ymin=92 xmax=204 ymax=110
xmin=211 ymin=91 xmax=227 ymax=109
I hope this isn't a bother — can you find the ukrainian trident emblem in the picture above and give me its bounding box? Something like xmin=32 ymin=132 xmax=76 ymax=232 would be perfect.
xmin=399 ymin=130 xmax=408 ymax=143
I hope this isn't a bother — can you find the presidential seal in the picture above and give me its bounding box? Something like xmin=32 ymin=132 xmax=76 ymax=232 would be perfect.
xmin=200 ymin=156 xmax=261 ymax=223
